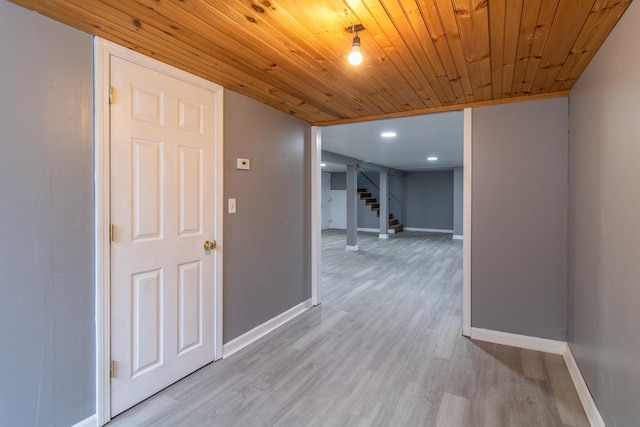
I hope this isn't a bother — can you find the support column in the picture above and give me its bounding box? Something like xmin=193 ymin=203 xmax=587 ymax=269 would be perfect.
xmin=346 ymin=164 xmax=358 ymax=251
xmin=453 ymin=166 xmax=463 ymax=240
xmin=379 ymin=171 xmax=389 ymax=239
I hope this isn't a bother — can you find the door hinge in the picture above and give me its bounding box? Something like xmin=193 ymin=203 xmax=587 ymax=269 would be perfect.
xmin=110 ymin=360 xmax=116 ymax=378
xmin=109 ymin=86 xmax=115 ymax=104
xmin=110 ymin=224 xmax=115 ymax=242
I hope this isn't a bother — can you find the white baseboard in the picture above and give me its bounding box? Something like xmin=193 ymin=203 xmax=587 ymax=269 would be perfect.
xmin=71 ymin=414 xmax=98 ymax=427
xmin=345 ymin=245 xmax=359 ymax=251
xmin=379 ymin=233 xmax=389 ymax=239
xmin=357 ymin=227 xmax=385 ymax=233
xmin=404 ymin=227 xmax=454 ymax=234
xmin=564 ymin=346 xmax=606 ymax=427
xmin=223 ymin=299 xmax=313 ymax=358
xmin=469 ymin=328 xmax=604 ymax=427
xmin=470 ymin=327 xmax=567 ymax=354
xmin=452 ymin=234 xmax=463 ymax=240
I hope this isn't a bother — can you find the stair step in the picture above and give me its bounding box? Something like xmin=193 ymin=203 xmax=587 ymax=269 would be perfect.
xmin=359 ymin=187 xmax=401 ymax=230
xmin=390 ymin=224 xmax=404 ymax=233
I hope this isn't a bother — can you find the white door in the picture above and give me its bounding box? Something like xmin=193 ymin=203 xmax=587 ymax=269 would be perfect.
xmin=110 ymin=56 xmax=217 ymax=416
xmin=321 ymin=173 xmax=331 ymax=230
xmin=330 ymin=190 xmax=347 ymax=230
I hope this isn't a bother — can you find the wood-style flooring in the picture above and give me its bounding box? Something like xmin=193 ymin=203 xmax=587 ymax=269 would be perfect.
xmin=109 ymin=230 xmax=588 ymax=426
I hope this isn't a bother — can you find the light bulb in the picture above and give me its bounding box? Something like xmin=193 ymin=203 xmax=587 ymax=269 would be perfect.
xmin=349 ymin=46 xmax=362 ymax=65
xmin=348 ymin=34 xmax=362 ymax=65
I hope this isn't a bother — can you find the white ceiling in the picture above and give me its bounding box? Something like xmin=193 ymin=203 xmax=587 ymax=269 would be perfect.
xmin=321 ymin=110 xmax=464 ymax=172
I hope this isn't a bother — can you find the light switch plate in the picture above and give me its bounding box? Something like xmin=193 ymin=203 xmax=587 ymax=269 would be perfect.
xmin=228 ymin=198 xmax=237 ymax=214
xmin=236 ymin=158 xmax=250 ymax=170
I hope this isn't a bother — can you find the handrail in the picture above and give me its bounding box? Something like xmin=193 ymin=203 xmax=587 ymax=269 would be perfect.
xmin=361 ymin=171 xmax=379 ymax=191
xmin=360 ymin=171 xmax=402 ymax=206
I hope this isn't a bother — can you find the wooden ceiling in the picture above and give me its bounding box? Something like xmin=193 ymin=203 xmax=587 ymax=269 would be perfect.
xmin=11 ymin=0 xmax=631 ymax=125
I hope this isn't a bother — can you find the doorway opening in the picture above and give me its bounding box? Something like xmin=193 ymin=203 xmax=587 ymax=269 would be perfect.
xmin=311 ymin=109 xmax=471 ymax=335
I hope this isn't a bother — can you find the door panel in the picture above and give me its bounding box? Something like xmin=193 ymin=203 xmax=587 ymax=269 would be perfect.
xmin=132 ymin=138 xmax=164 ymax=240
xmin=178 ymin=146 xmax=203 ymax=235
xmin=131 ymin=269 xmax=162 ymax=376
xmin=110 ymin=56 xmax=216 ymax=417
xmin=178 ymin=260 xmax=202 ymax=354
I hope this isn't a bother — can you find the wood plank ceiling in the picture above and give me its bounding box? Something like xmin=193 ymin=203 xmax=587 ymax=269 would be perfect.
xmin=11 ymin=0 xmax=632 ymax=125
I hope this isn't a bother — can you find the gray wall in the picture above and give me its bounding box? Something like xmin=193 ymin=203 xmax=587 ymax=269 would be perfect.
xmin=405 ymin=171 xmax=454 ymax=230
xmin=0 ymin=2 xmax=95 ymax=426
xmin=568 ymin=1 xmax=640 ymax=424
xmin=453 ymin=167 xmax=463 ymax=236
xmin=330 ymin=172 xmax=346 ymax=190
xmin=471 ymin=98 xmax=568 ymax=341
xmin=354 ymin=170 xmax=454 ymax=230
xmin=223 ymin=90 xmax=311 ymax=342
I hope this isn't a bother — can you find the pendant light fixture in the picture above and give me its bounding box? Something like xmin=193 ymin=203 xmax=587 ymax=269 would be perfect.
xmin=347 ymin=24 xmax=365 ymax=66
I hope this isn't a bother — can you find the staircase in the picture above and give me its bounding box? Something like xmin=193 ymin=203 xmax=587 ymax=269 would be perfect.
xmin=357 ymin=187 xmax=404 ymax=233
xmin=387 ymin=214 xmax=403 ymax=233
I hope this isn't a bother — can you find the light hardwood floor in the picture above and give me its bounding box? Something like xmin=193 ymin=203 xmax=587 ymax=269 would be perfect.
xmin=109 ymin=230 xmax=588 ymax=426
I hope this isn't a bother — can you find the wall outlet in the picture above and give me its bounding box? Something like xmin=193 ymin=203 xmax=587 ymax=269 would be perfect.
xmin=236 ymin=158 xmax=250 ymax=170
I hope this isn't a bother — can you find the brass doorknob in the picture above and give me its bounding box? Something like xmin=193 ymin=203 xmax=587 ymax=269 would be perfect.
xmin=204 ymin=240 xmax=216 ymax=251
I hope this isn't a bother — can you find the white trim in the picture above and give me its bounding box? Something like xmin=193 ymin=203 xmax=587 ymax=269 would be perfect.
xmin=99 ymin=40 xmax=221 ymax=89
xmin=379 ymin=233 xmax=389 ymax=239
xmin=213 ymin=91 xmax=225 ymax=361
xmin=357 ymin=227 xmax=381 ymax=233
xmin=94 ymin=38 xmax=224 ymax=423
xmin=470 ymin=327 xmax=567 ymax=355
xmin=404 ymin=227 xmax=454 ymax=234
xmin=452 ymin=234 xmax=463 ymax=240
xmin=223 ymin=299 xmax=314 ymax=358
xmin=462 ymin=107 xmax=472 ymax=337
xmin=311 ymin=126 xmax=322 ymax=306
xmin=94 ymin=37 xmax=112 ymax=426
xmin=564 ymin=346 xmax=606 ymax=427
xmin=469 ymin=327 xmax=605 ymax=426
xmin=346 ymin=245 xmax=359 ymax=251
xmin=71 ymin=414 xmax=98 ymax=427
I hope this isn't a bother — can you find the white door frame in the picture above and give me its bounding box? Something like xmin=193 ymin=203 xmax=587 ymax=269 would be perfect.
xmin=311 ymin=126 xmax=322 ymax=306
xmin=462 ymin=108 xmax=472 ymax=337
xmin=310 ymin=110 xmax=472 ymax=337
xmin=94 ymin=38 xmax=224 ymax=425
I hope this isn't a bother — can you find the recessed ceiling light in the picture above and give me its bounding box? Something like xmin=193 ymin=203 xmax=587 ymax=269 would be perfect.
xmin=427 ymin=156 xmax=438 ymax=161
xmin=381 ymin=132 xmax=396 ymax=138
xmin=320 ymin=163 xmax=327 ymax=167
